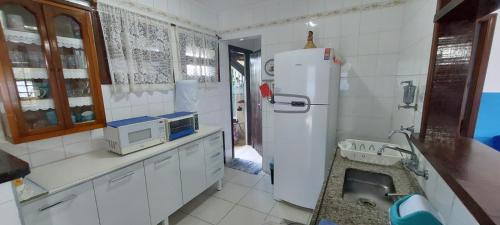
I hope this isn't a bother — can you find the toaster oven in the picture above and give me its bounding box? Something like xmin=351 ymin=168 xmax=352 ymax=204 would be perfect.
xmin=157 ymin=112 xmax=199 ymax=141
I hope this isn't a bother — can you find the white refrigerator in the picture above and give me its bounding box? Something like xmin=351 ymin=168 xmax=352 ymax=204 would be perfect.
xmin=273 ymin=48 xmax=340 ymax=209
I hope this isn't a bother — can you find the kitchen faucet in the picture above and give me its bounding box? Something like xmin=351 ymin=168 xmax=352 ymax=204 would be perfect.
xmin=377 ymin=129 xmax=429 ymax=180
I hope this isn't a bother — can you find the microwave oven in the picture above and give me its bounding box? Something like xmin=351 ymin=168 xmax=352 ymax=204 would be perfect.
xmin=157 ymin=112 xmax=199 ymax=141
xmin=104 ymin=116 xmax=166 ymax=155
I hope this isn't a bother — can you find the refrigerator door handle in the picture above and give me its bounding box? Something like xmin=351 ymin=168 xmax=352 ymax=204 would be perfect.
xmin=273 ymin=93 xmax=311 ymax=114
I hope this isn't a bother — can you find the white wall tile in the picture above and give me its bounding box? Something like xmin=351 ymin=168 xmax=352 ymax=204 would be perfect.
xmin=62 ymin=131 xmax=91 ymax=145
xmin=64 ymin=141 xmax=95 ymax=157
xmin=0 ymin=199 xmax=22 ymax=225
xmin=358 ymin=33 xmax=379 ymax=55
xmin=27 ymin=137 xmax=63 ymax=153
xmin=30 ymin=147 xmax=65 ymax=167
xmin=340 ymin=12 xmax=360 ymax=37
xmin=447 ymin=197 xmax=480 ymax=225
xmin=0 ymin=182 xmax=14 ymax=204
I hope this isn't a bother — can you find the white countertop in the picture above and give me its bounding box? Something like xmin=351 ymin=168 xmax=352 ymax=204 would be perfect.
xmin=27 ymin=126 xmax=221 ymax=194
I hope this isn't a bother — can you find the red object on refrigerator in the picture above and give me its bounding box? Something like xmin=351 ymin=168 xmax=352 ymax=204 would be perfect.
xmin=259 ymin=83 xmax=272 ymax=98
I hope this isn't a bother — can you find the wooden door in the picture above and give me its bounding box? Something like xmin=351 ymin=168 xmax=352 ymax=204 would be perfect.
xmin=249 ymin=51 xmax=263 ymax=156
xmin=0 ymin=0 xmax=67 ymax=138
xmin=42 ymin=4 xmax=105 ymax=130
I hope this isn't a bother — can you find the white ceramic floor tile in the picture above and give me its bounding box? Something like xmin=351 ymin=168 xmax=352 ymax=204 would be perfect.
xmin=264 ymin=215 xmax=284 ymax=224
xmin=228 ymin=171 xmax=264 ymax=187
xmin=179 ymin=194 xmax=211 ymax=214
xmin=238 ymin=189 xmax=277 ymax=214
xmin=169 ymin=211 xmax=212 ymax=225
xmin=269 ymin=202 xmax=312 ymax=224
xmin=184 ymin=196 xmax=234 ymax=224
xmin=218 ymin=205 xmax=267 ymax=225
xmin=254 ymin=174 xmax=274 ymax=193
xmin=223 ymin=167 xmax=243 ymax=182
xmin=212 ymin=182 xmax=251 ymax=203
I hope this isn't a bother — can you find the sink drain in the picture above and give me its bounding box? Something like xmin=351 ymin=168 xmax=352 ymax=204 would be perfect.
xmin=357 ymin=198 xmax=377 ymax=208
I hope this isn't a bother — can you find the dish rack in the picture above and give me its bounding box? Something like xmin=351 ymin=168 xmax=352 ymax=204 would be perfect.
xmin=338 ymin=139 xmax=404 ymax=166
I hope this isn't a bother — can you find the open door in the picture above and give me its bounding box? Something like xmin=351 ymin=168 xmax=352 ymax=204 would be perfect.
xmin=249 ymin=51 xmax=263 ymax=156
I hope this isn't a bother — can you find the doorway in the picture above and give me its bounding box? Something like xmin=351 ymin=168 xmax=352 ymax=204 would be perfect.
xmin=228 ymin=38 xmax=263 ymax=168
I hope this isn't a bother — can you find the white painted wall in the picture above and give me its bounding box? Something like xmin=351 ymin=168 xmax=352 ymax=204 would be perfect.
xmin=483 ymin=10 xmax=500 ymax=93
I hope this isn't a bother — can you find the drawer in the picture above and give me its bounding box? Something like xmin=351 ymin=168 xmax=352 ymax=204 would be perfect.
xmin=205 ymin=149 xmax=223 ymax=169
xmin=204 ymin=132 xmax=223 ymax=152
xmin=206 ymin=163 xmax=224 ymax=187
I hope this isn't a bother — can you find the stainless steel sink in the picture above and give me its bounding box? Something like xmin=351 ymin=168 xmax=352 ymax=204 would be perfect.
xmin=342 ymin=168 xmax=396 ymax=211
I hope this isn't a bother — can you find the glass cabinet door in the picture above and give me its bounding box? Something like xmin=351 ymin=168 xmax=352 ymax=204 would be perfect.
xmin=43 ymin=6 xmax=102 ymax=126
xmin=0 ymin=2 xmax=64 ymax=132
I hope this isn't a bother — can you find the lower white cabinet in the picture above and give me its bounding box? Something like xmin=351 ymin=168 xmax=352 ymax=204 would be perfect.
xmin=204 ymin=133 xmax=224 ymax=187
xmin=21 ymin=181 xmax=99 ymax=225
xmin=179 ymin=141 xmax=207 ymax=203
xmin=93 ymin=162 xmax=151 ymax=225
xmin=22 ymin=131 xmax=226 ymax=225
xmin=144 ymin=149 xmax=183 ymax=225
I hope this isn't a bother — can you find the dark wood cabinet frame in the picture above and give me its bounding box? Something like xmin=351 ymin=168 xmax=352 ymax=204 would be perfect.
xmin=0 ymin=0 xmax=107 ymax=143
xmin=417 ymin=0 xmax=500 ymax=224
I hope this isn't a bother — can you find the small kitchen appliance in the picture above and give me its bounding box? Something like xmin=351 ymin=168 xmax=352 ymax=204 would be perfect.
xmin=157 ymin=112 xmax=199 ymax=141
xmin=104 ymin=116 xmax=166 ymax=155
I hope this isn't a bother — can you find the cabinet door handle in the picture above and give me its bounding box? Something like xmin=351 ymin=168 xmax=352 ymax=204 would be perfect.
xmin=211 ymin=152 xmax=221 ymax=158
xmin=38 ymin=194 xmax=77 ymax=212
xmin=109 ymin=171 xmax=135 ymax=183
xmin=155 ymin=155 xmax=173 ymax=165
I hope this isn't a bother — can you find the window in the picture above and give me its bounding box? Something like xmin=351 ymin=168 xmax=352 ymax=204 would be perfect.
xmin=176 ymin=27 xmax=218 ymax=83
xmin=16 ymin=80 xmax=35 ymax=99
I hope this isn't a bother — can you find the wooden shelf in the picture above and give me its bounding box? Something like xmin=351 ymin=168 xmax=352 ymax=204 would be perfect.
xmin=411 ymin=134 xmax=500 ymax=225
xmin=21 ymin=96 xmax=92 ymax=112
xmin=13 ymin=68 xmax=88 ymax=80
xmin=4 ymin=29 xmax=84 ymax=49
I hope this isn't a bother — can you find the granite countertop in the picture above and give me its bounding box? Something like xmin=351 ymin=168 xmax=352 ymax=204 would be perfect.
xmin=0 ymin=149 xmax=30 ymax=184
xmin=26 ymin=126 xmax=220 ymax=196
xmin=310 ymin=152 xmax=423 ymax=225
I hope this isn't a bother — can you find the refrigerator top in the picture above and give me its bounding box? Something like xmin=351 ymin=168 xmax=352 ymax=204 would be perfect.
xmin=274 ymin=48 xmax=340 ymax=105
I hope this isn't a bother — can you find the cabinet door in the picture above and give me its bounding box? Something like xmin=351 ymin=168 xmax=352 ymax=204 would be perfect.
xmin=0 ymin=1 xmax=67 ymax=137
xmin=144 ymin=149 xmax=183 ymax=225
xmin=93 ymin=163 xmax=151 ymax=225
xmin=21 ymin=181 xmax=100 ymax=225
xmin=179 ymin=141 xmax=206 ymax=203
xmin=42 ymin=5 xmax=104 ymax=128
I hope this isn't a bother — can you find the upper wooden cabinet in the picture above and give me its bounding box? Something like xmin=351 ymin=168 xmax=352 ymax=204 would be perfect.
xmin=0 ymin=0 xmax=105 ymax=143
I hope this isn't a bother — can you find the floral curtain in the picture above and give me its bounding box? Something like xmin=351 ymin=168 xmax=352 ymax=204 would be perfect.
xmin=176 ymin=27 xmax=219 ymax=83
xmin=98 ymin=3 xmax=175 ymax=92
